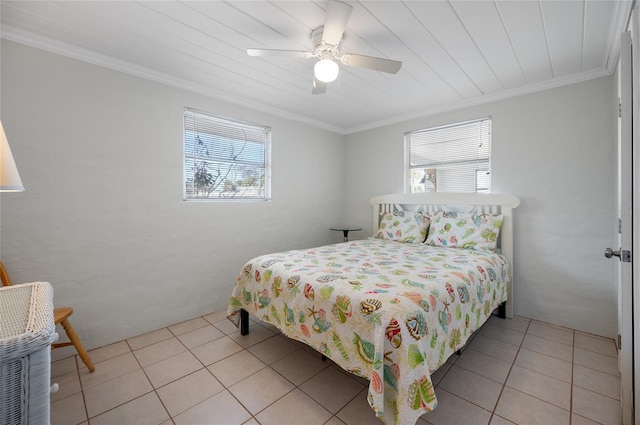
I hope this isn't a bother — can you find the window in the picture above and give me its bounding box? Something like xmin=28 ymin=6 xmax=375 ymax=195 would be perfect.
xmin=183 ymin=108 xmax=271 ymax=201
xmin=406 ymin=118 xmax=491 ymax=193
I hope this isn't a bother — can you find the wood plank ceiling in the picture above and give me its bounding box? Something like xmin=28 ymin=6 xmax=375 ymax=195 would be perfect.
xmin=0 ymin=1 xmax=633 ymax=133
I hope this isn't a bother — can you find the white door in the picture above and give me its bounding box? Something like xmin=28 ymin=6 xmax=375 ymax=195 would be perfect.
xmin=633 ymin=9 xmax=640 ymax=424
xmin=617 ymin=29 xmax=633 ymax=425
xmin=616 ymin=11 xmax=637 ymax=425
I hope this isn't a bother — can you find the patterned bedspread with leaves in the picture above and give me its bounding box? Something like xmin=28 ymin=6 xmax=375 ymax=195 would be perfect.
xmin=227 ymin=238 xmax=509 ymax=425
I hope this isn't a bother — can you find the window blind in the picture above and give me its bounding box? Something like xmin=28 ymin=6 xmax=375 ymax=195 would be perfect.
xmin=184 ymin=108 xmax=271 ymax=200
xmin=407 ymin=118 xmax=491 ymax=193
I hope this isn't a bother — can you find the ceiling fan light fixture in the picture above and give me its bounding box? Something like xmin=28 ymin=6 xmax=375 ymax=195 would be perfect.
xmin=247 ymin=1 xmax=401 ymax=94
xmin=314 ymin=59 xmax=339 ymax=83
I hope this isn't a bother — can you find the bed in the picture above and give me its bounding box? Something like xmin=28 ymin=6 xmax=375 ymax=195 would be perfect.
xmin=227 ymin=192 xmax=520 ymax=425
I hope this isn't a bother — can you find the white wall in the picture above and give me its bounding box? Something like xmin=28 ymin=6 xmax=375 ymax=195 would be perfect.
xmin=344 ymin=77 xmax=619 ymax=338
xmin=0 ymin=40 xmax=345 ymax=355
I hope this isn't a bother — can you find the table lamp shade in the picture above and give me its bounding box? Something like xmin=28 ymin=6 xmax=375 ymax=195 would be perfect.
xmin=0 ymin=121 xmax=25 ymax=192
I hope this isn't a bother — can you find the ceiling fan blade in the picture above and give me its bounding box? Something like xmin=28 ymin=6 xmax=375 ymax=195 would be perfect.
xmin=322 ymin=0 xmax=353 ymax=46
xmin=247 ymin=49 xmax=313 ymax=58
xmin=340 ymin=53 xmax=402 ymax=74
xmin=312 ymin=78 xmax=327 ymax=94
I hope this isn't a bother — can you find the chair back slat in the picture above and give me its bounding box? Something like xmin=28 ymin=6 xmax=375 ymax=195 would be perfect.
xmin=0 ymin=261 xmax=13 ymax=286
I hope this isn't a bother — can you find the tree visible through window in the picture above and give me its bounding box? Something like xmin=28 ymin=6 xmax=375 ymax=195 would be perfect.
xmin=183 ymin=108 xmax=271 ymax=201
xmin=406 ymin=118 xmax=491 ymax=193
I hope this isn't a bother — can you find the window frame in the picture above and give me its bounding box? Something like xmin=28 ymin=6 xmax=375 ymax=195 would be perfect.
xmin=183 ymin=107 xmax=271 ymax=202
xmin=404 ymin=117 xmax=492 ymax=194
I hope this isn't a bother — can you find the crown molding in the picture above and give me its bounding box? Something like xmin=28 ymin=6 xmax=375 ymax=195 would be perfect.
xmin=344 ymin=66 xmax=613 ymax=134
xmin=604 ymin=0 xmax=635 ymax=73
xmin=1 ymin=16 xmax=627 ymax=137
xmin=0 ymin=25 xmax=346 ymax=135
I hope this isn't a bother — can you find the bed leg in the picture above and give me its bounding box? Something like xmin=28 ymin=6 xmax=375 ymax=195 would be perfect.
xmin=240 ymin=309 xmax=249 ymax=335
xmin=498 ymin=301 xmax=506 ymax=319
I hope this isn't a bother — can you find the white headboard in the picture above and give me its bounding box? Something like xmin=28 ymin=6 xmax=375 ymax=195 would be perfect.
xmin=370 ymin=192 xmax=520 ymax=318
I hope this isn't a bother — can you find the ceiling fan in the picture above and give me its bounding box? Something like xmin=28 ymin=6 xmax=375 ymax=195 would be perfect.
xmin=247 ymin=0 xmax=403 ymax=94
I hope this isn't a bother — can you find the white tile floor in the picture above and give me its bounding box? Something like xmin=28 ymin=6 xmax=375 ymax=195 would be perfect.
xmin=50 ymin=311 xmax=621 ymax=425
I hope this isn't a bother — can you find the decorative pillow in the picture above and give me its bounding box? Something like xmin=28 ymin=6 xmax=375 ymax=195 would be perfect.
xmin=425 ymin=211 xmax=503 ymax=252
xmin=374 ymin=211 xmax=429 ymax=244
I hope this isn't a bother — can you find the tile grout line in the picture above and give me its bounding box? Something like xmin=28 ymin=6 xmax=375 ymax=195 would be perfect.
xmin=137 ymin=315 xmax=256 ymax=423
xmin=173 ymin=317 xmax=281 ymax=424
xmin=218 ymin=321 xmax=367 ymax=424
xmin=161 ymin=315 xmax=252 ymax=423
xmin=121 ymin=333 xmax=170 ymax=424
xmin=228 ymin=342 xmax=332 ymax=422
xmin=331 ymin=387 xmax=369 ymax=424
xmin=495 ymin=320 xmax=612 ymax=423
xmin=486 ymin=316 xmax=530 ymax=425
xmin=54 ymin=321 xmax=280 ymax=424
xmin=74 ymin=354 xmax=91 ymax=425
xmin=51 ymin=312 xmax=620 ymax=425
xmin=83 ymin=336 xmax=169 ymax=423
xmin=569 ymin=329 xmax=575 ymax=425
xmin=425 ymin=317 xmax=530 ymax=424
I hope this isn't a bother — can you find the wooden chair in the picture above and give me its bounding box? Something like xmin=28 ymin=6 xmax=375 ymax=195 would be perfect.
xmin=0 ymin=261 xmax=95 ymax=372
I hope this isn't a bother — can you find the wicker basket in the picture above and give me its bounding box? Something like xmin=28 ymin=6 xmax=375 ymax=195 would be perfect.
xmin=0 ymin=282 xmax=56 ymax=425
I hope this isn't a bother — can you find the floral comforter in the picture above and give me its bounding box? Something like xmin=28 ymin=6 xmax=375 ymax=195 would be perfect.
xmin=227 ymin=238 xmax=509 ymax=425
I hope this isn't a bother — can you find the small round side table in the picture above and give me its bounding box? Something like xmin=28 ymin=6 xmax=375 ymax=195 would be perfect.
xmin=330 ymin=226 xmax=362 ymax=242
